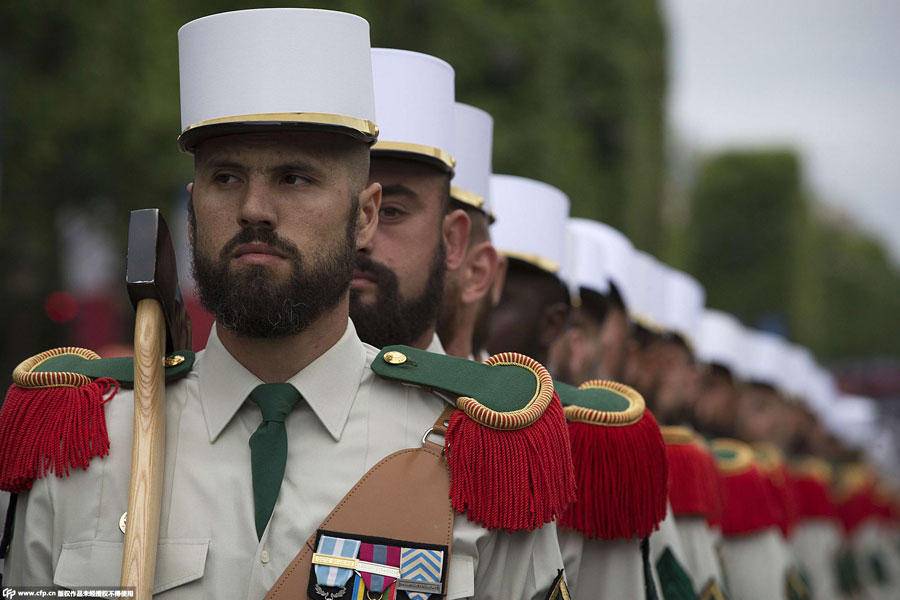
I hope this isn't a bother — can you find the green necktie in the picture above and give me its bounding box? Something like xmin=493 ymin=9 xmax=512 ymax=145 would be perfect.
xmin=249 ymin=383 xmax=301 ymax=540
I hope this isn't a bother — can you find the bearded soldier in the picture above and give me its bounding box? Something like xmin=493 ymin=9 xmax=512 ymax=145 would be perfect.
xmin=0 ymin=10 xmax=575 ymax=599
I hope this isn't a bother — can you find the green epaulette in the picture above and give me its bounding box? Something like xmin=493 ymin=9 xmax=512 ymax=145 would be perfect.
xmin=553 ymin=379 xmax=668 ymax=540
xmin=12 ymin=346 xmax=194 ymax=389
xmin=0 ymin=346 xmax=195 ymax=494
xmin=372 ymin=345 xmax=575 ymax=532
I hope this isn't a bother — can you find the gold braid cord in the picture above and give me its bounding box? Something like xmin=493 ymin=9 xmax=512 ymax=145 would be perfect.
xmin=455 ymin=352 xmax=553 ymax=430
xmin=660 ymin=425 xmax=697 ymax=445
xmin=711 ymin=438 xmax=756 ymax=476
xmin=12 ymin=347 xmax=100 ymax=389
xmin=562 ymin=380 xmax=645 ymax=427
xmin=792 ymin=456 xmax=833 ymax=484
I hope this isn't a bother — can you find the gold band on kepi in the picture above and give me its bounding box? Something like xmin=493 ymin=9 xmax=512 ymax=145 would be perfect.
xmin=450 ymin=186 xmax=484 ymax=210
xmin=500 ymin=250 xmax=560 ymax=275
xmin=178 ymin=112 xmax=379 ymax=152
xmin=371 ymin=140 xmax=456 ymax=172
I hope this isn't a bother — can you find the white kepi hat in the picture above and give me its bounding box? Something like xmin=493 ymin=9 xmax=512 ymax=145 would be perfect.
xmin=784 ymin=344 xmax=816 ymax=404
xmin=743 ymin=329 xmax=789 ymax=391
xmin=565 ymin=219 xmax=612 ymax=299
xmin=178 ymin=8 xmax=377 ymax=152
xmin=694 ymin=310 xmax=743 ymax=374
xmin=564 ymin=218 xmax=635 ymax=306
xmin=490 ymin=175 xmax=570 ymax=280
xmin=451 ymin=103 xmax=494 ymax=218
xmin=629 ymin=251 xmax=666 ymax=331
xmin=371 ymin=48 xmax=456 ymax=172
xmin=662 ymin=267 xmax=705 ymax=346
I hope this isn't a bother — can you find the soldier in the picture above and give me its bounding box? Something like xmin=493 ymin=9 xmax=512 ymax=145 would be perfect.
xmin=619 ymin=254 xmax=704 ymax=598
xmin=350 ymin=48 xmax=571 ymax=596
xmin=349 ymin=49 xmax=470 ymax=353
xmin=545 ymin=218 xmax=669 ymax=598
xmin=652 ymin=268 xmax=728 ymax=598
xmin=714 ymin=328 xmax=805 ymax=600
xmin=0 ymin=10 xmax=575 ymax=599
xmin=436 ymin=103 xmax=505 ymax=361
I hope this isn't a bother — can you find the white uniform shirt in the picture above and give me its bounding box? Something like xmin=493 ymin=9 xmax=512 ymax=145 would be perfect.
xmin=790 ymin=519 xmax=842 ymax=600
xmin=721 ymin=526 xmax=791 ymax=600
xmin=4 ymin=321 xmax=563 ymax=599
xmin=674 ymin=516 xmax=726 ymax=594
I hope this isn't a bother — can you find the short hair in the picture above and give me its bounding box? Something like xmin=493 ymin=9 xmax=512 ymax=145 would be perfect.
xmin=577 ymin=287 xmax=611 ymax=325
xmin=456 ymin=204 xmax=491 ymax=247
xmin=506 ymin=258 xmax=571 ymax=308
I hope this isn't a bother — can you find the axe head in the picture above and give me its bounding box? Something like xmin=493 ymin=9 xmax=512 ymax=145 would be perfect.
xmin=126 ymin=209 xmax=192 ymax=353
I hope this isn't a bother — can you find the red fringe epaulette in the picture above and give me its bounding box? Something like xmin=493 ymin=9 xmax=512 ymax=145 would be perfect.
xmin=0 ymin=347 xmax=118 ymax=493
xmin=790 ymin=458 xmax=836 ymax=521
xmin=835 ymin=465 xmax=879 ymax=535
xmin=557 ymin=381 xmax=668 ymax=540
xmin=661 ymin=426 xmax=724 ymax=523
xmin=445 ymin=353 xmax=576 ymax=532
xmin=712 ymin=439 xmax=779 ymax=536
xmin=753 ymin=444 xmax=799 ymax=537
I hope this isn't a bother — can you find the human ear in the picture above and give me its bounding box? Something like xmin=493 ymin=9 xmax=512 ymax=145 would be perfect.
xmin=490 ymin=255 xmax=508 ymax=307
xmin=355 ymin=182 xmax=382 ymax=250
xmin=460 ymin=241 xmax=500 ymax=305
xmin=539 ymin=302 xmax=571 ymax=347
xmin=441 ymin=208 xmax=471 ymax=272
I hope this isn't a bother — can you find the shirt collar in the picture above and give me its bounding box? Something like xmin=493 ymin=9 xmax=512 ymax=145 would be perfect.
xmin=425 ymin=333 xmax=446 ymax=355
xmin=198 ymin=319 xmax=368 ymax=443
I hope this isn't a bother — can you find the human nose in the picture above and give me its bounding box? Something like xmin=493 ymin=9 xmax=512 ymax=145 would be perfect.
xmin=237 ymin=179 xmax=277 ymax=229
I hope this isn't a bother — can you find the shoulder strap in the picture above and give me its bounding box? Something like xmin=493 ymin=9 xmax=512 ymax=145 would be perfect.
xmin=265 ymin=408 xmax=456 ymax=600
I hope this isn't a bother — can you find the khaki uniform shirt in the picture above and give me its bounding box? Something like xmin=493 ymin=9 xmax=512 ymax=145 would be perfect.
xmin=790 ymin=519 xmax=842 ymax=600
xmin=720 ymin=527 xmax=791 ymax=600
xmin=558 ymin=529 xmax=644 ymax=599
xmin=851 ymin=520 xmax=900 ymax=600
xmin=674 ymin=516 xmax=725 ymax=594
xmin=4 ymin=321 xmax=563 ymax=599
xmin=648 ymin=503 xmax=701 ymax=597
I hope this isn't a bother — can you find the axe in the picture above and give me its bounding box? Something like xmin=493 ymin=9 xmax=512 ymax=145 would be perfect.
xmin=121 ymin=208 xmax=192 ymax=597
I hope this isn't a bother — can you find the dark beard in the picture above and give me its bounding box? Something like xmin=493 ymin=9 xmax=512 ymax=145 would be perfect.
xmin=190 ymin=200 xmax=357 ymax=338
xmin=349 ymin=242 xmax=446 ymax=349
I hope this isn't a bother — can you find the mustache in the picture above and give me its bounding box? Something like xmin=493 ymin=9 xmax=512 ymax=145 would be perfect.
xmin=220 ymin=227 xmax=302 ymax=261
xmin=354 ymin=253 xmax=398 ymax=287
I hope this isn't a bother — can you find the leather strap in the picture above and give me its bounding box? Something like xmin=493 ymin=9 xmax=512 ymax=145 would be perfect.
xmin=265 ymin=407 xmax=459 ymax=599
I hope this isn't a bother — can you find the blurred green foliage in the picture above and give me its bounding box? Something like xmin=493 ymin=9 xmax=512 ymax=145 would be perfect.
xmin=0 ymin=0 xmax=666 ymax=369
xmin=0 ymin=1 xmax=897 ymax=371
xmin=682 ymin=151 xmax=900 ymax=360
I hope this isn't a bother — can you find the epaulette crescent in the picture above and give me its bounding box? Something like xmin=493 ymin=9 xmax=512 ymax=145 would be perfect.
xmin=752 ymin=442 xmax=797 ymax=536
xmin=553 ymin=379 xmax=667 ymax=540
xmin=371 ymin=345 xmax=575 ymax=532
xmin=834 ymin=463 xmax=878 ymax=534
xmin=0 ymin=346 xmax=194 ymax=493
xmin=660 ymin=425 xmax=723 ymax=522
xmin=711 ymin=438 xmax=779 ymax=536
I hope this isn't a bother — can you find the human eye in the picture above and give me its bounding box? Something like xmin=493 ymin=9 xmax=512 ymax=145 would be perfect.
xmin=379 ymin=204 xmax=407 ymax=220
xmin=282 ymin=173 xmax=312 ymax=186
xmin=213 ymin=172 xmax=240 ymax=185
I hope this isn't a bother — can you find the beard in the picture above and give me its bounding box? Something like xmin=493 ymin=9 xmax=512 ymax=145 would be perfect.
xmin=349 ymin=242 xmax=446 ymax=349
xmin=190 ymin=199 xmax=357 ymax=338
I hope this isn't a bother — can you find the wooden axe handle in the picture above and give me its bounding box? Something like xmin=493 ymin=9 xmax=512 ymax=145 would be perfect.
xmin=121 ymin=298 xmax=167 ymax=598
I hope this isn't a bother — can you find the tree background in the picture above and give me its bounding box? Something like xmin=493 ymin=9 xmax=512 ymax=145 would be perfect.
xmin=1 ymin=1 xmax=898 ymax=397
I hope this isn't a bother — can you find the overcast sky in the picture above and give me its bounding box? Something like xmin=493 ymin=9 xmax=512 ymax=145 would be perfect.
xmin=662 ymin=0 xmax=900 ymax=264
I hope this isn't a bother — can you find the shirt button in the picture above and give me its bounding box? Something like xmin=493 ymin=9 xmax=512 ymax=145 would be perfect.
xmin=260 ymin=550 xmax=270 ymax=564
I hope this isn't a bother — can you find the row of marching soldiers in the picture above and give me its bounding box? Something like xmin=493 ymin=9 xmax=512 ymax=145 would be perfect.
xmin=0 ymin=9 xmax=897 ymax=599
xmin=429 ymin=51 xmax=900 ymax=600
